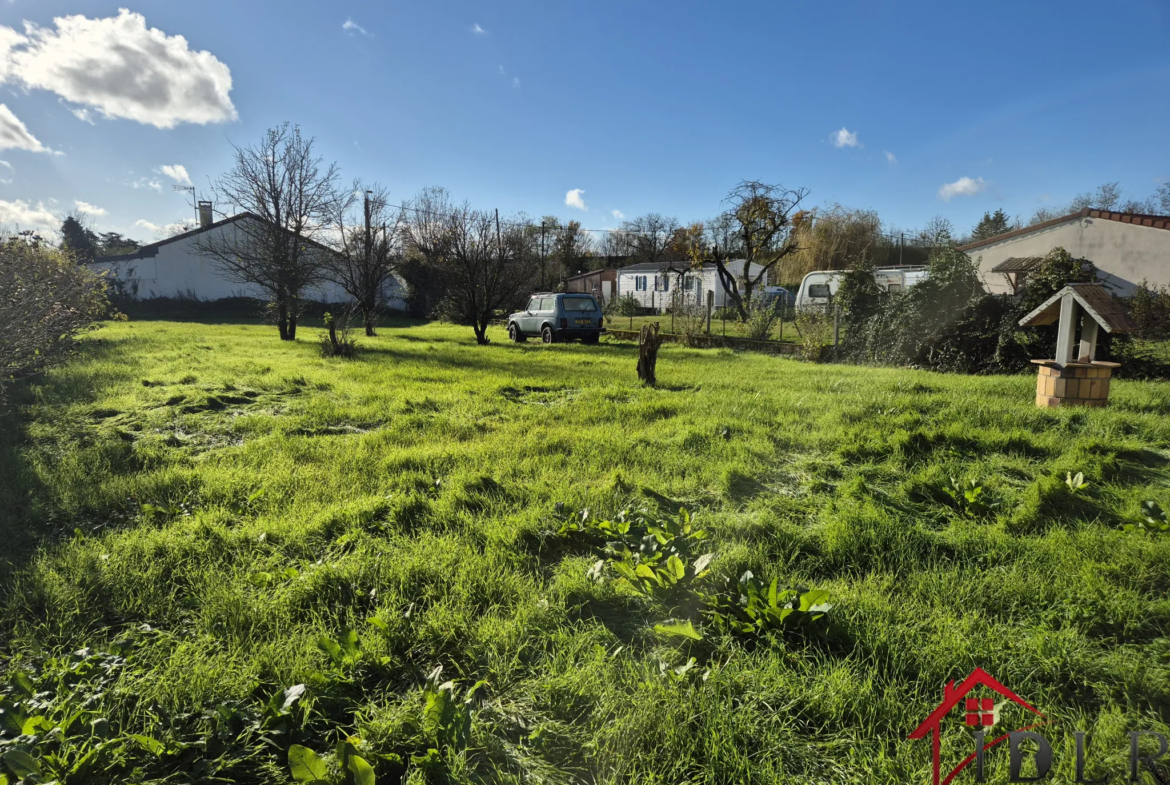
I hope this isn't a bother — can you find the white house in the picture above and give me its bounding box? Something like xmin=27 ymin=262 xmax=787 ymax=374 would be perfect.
xmin=88 ymin=211 xmax=406 ymax=308
xmin=616 ymin=259 xmax=769 ymax=312
xmin=959 ymin=208 xmax=1170 ymax=297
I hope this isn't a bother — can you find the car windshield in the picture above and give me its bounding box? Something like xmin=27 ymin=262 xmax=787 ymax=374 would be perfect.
xmin=562 ymin=296 xmax=597 ymax=312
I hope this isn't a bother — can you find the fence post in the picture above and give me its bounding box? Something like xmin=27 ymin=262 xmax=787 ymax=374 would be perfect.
xmin=706 ymin=290 xmax=713 ymax=334
xmin=833 ymin=304 xmax=840 ymax=347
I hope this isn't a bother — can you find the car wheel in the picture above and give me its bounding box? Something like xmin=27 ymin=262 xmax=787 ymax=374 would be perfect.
xmin=541 ymin=325 xmax=555 ymax=344
xmin=509 ymin=323 xmax=526 ymax=343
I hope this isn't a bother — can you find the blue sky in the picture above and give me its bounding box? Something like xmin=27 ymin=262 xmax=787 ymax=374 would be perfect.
xmin=1 ymin=0 xmax=1167 ymax=242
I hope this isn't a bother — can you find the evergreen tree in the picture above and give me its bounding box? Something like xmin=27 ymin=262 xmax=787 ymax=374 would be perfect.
xmin=970 ymin=209 xmax=1012 ymax=242
xmin=60 ymin=215 xmax=98 ymax=263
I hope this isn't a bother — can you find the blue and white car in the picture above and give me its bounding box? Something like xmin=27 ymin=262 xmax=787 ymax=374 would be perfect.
xmin=507 ymin=293 xmax=605 ymax=344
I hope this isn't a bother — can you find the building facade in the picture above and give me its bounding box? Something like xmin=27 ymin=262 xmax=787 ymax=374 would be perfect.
xmin=616 ymin=260 xmax=768 ymax=312
xmin=89 ymin=213 xmax=406 ymax=309
xmin=960 ymin=208 xmax=1170 ymax=297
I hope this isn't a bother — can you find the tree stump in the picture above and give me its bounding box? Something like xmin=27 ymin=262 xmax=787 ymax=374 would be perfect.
xmin=636 ymin=322 xmax=662 ymax=386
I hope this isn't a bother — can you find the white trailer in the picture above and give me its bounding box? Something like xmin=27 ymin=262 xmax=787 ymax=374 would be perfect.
xmin=795 ymin=267 xmax=929 ymax=310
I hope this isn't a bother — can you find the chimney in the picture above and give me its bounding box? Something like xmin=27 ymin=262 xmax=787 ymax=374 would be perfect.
xmin=198 ymin=201 xmax=214 ymax=229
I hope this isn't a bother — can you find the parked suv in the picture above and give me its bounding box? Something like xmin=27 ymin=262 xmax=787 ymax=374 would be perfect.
xmin=507 ymin=293 xmax=605 ymax=344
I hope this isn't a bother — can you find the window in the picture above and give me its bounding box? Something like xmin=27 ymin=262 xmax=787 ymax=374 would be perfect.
xmin=539 ymin=297 xmax=556 ymax=311
xmin=807 ymin=283 xmax=831 ymax=299
xmin=526 ymin=297 xmax=540 ymax=312
xmin=662 ymin=275 xmax=670 ymax=292
xmin=562 ymin=296 xmax=597 ymax=311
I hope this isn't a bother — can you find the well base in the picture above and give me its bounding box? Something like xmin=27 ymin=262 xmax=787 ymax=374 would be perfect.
xmin=1031 ymin=360 xmax=1118 ymax=408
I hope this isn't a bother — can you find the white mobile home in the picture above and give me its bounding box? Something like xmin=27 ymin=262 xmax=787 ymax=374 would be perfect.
xmin=616 ymin=260 xmax=770 ymax=312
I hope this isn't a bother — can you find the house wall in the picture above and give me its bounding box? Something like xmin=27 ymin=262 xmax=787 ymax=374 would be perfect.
xmin=616 ymin=261 xmax=768 ymax=312
xmin=88 ymin=219 xmax=406 ymax=308
xmin=968 ymin=217 xmax=1170 ymax=296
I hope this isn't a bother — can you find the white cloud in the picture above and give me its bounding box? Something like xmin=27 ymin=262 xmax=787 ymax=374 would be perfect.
xmin=74 ymin=199 xmax=106 ymax=216
xmin=342 ymin=19 xmax=368 ymax=36
xmin=831 ymin=127 xmax=861 ymax=148
xmin=498 ymin=65 xmax=505 ymax=75
xmin=69 ymin=106 xmax=93 ymax=124
xmin=0 ymin=103 xmax=47 ymax=152
xmin=884 ymin=151 xmax=897 ymax=164
xmin=135 ymin=218 xmax=186 ymax=236
xmin=565 ymin=189 xmax=587 ymax=211
xmin=0 ymin=198 xmax=57 ymax=229
xmin=512 ymin=76 xmax=520 ymax=88
xmin=471 ymin=23 xmax=488 ymax=35
xmin=131 ymin=177 xmax=163 ymax=191
xmin=611 ymin=209 xmax=624 ymax=220
xmin=0 ymin=9 xmax=237 ymax=129
xmin=158 ymin=164 xmax=190 ymax=184
xmin=0 ymin=160 xmax=11 ymax=169
xmin=938 ymin=176 xmax=987 ymax=201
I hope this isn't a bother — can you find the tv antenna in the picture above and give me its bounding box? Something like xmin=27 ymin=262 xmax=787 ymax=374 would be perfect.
xmin=172 ymin=184 xmax=197 ymax=222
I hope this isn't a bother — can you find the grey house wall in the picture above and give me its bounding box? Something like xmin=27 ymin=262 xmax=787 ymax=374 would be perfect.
xmin=964 ymin=216 xmax=1170 ymax=297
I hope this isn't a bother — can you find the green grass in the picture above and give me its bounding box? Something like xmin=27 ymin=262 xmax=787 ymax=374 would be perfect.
xmin=2 ymin=318 xmax=1170 ymax=784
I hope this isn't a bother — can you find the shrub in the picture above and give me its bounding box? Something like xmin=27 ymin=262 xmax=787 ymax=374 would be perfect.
xmin=607 ymin=293 xmax=639 ymax=318
xmin=794 ymin=308 xmax=832 ymax=360
xmin=320 ymin=312 xmax=359 ymax=358
xmin=0 ymin=236 xmax=108 ymax=405
xmin=1130 ymin=280 xmax=1170 ymax=341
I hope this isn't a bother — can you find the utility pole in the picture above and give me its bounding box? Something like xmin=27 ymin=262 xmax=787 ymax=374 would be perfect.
xmin=495 ymin=208 xmax=502 ymax=261
xmin=899 ymin=232 xmax=904 ymax=266
xmin=364 ymin=191 xmax=373 ymax=265
xmin=540 ymin=222 xmax=547 ymax=290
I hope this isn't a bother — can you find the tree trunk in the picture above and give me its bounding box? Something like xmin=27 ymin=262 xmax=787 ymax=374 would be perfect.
xmin=473 ymin=320 xmax=490 ymax=345
xmin=277 ymin=298 xmax=289 ymax=341
xmin=363 ymin=302 xmax=376 ymax=337
xmin=636 ymin=322 xmax=662 ymax=386
xmin=288 ymin=310 xmax=298 ymax=341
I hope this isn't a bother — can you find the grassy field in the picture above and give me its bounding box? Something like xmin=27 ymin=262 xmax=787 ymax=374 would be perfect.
xmin=1 ymin=317 xmax=1169 ymax=784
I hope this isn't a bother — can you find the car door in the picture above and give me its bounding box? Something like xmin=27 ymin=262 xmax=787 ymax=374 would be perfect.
xmin=539 ymin=297 xmax=557 ymax=330
xmin=519 ymin=297 xmax=540 ymax=333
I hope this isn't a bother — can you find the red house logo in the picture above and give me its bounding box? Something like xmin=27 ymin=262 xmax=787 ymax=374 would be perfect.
xmin=908 ymin=668 xmax=1045 ymax=785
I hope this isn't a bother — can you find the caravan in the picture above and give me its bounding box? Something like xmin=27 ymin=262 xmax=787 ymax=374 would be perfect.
xmin=795 ymin=266 xmax=929 ymax=310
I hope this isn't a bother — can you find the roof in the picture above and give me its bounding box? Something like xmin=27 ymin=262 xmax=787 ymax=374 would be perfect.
xmin=100 ymin=212 xmax=334 ymax=262
xmin=1018 ymin=283 xmax=1137 ymax=332
xmin=565 ymin=268 xmax=617 ymax=281
xmin=989 ymin=256 xmax=1046 ymax=273
xmin=959 ymin=208 xmax=1170 ymax=252
xmin=617 ymin=260 xmax=723 ymax=273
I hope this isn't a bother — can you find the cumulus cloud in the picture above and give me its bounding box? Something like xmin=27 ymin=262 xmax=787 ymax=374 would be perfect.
xmin=611 ymin=209 xmax=624 ymax=220
xmin=0 ymin=9 xmax=237 ymax=129
xmin=471 ymin=23 xmax=488 ymax=35
xmin=831 ymin=127 xmax=861 ymax=148
xmin=0 ymin=160 xmax=11 ymax=170
xmin=74 ymin=199 xmax=106 ymax=216
xmin=0 ymin=198 xmax=57 ymax=229
xmin=69 ymin=106 xmax=94 ymax=124
xmin=565 ymin=189 xmax=587 ymax=211
xmin=342 ymin=19 xmax=368 ymax=35
xmin=884 ymin=151 xmax=897 ymax=164
xmin=938 ymin=176 xmax=987 ymax=201
xmin=0 ymin=103 xmax=47 ymax=152
xmin=158 ymin=164 xmax=190 ymax=184
xmin=131 ymin=177 xmax=162 ymax=191
xmin=135 ymin=218 xmax=187 ymax=236
xmin=512 ymin=76 xmax=520 ymax=88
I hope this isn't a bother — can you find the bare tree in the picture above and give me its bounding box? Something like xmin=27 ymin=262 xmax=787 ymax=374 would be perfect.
xmin=404 ymin=196 xmax=538 ymax=344
xmin=197 ymin=123 xmax=342 ymax=340
xmin=323 ymin=183 xmax=405 ymax=335
xmin=706 ymin=180 xmax=809 ymax=321
xmin=619 ymin=213 xmax=681 ymax=266
xmin=552 ymin=219 xmax=593 ymax=281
